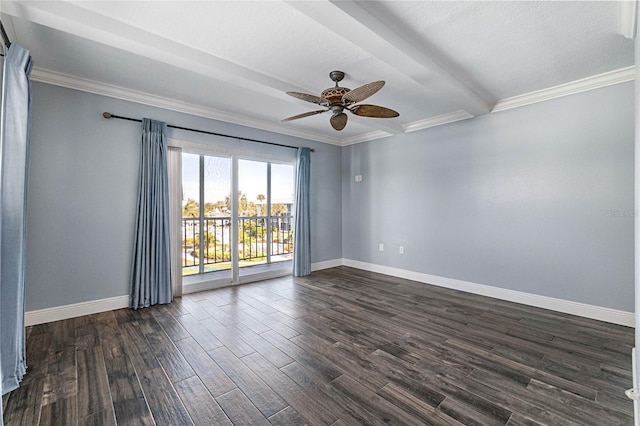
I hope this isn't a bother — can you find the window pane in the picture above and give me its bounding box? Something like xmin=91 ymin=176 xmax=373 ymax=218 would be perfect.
xmin=238 ymin=159 xmax=267 ymax=267
xmin=270 ymin=163 xmax=294 ymax=263
xmin=203 ymin=156 xmax=231 ymax=272
xmin=181 ymin=153 xmax=200 ymax=275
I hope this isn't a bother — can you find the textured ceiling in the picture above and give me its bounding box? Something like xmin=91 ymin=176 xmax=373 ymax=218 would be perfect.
xmin=0 ymin=1 xmax=634 ymax=145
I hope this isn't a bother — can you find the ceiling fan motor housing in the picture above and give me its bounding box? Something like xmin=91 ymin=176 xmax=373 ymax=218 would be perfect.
xmin=322 ymin=70 xmax=350 ymax=104
xmin=321 ymin=86 xmax=351 ymax=104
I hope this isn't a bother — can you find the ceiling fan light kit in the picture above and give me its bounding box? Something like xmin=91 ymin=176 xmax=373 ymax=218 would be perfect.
xmin=282 ymin=71 xmax=399 ymax=131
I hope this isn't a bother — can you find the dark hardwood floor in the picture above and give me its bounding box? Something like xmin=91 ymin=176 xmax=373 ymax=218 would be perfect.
xmin=2 ymin=266 xmax=634 ymax=425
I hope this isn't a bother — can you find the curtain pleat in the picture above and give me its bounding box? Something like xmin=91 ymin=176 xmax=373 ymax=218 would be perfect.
xmin=130 ymin=118 xmax=172 ymax=308
xmin=0 ymin=43 xmax=33 ymax=396
xmin=168 ymin=146 xmax=183 ymax=297
xmin=293 ymin=147 xmax=311 ymax=276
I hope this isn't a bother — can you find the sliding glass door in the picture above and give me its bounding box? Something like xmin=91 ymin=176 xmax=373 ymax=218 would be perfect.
xmin=181 ymin=153 xmax=294 ymax=282
xmin=270 ymin=162 xmax=295 ymax=263
xmin=182 ymin=153 xmax=232 ymax=277
xmin=238 ymin=159 xmax=268 ymax=269
xmin=238 ymin=159 xmax=295 ymax=276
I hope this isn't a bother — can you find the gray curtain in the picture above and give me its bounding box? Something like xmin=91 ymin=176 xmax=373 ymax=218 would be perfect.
xmin=130 ymin=118 xmax=172 ymax=308
xmin=0 ymin=43 xmax=33 ymax=395
xmin=293 ymin=147 xmax=311 ymax=276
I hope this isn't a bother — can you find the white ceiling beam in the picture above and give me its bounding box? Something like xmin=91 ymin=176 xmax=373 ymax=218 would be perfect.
xmin=2 ymin=1 xmax=299 ymax=101
xmin=3 ymin=1 xmax=403 ymax=136
xmin=618 ymin=0 xmax=637 ymax=39
xmin=286 ymin=0 xmax=490 ymax=116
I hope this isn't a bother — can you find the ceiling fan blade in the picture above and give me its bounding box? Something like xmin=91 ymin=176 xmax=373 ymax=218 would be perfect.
xmin=342 ymin=81 xmax=385 ymax=103
xmin=350 ymin=104 xmax=399 ymax=118
xmin=281 ymin=109 xmax=327 ymax=122
xmin=286 ymin=91 xmax=324 ymax=104
xmin=330 ymin=112 xmax=348 ymax=131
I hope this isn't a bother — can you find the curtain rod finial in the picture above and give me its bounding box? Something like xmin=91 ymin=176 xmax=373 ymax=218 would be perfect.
xmin=102 ymin=112 xmax=112 ymax=119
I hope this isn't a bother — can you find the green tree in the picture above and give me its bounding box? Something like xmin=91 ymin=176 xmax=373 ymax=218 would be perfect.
xmin=183 ymin=198 xmax=199 ymax=218
xmin=272 ymin=203 xmax=289 ymax=215
xmin=242 ymin=220 xmax=266 ymax=239
xmin=204 ymin=202 xmax=217 ymax=217
xmin=213 ymin=200 xmax=227 ymax=214
xmin=224 ymin=191 xmax=250 ymax=215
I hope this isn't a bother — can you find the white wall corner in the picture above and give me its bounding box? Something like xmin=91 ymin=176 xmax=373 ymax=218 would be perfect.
xmin=342 ymin=258 xmax=634 ymax=327
xmin=311 ymin=258 xmax=344 ymax=271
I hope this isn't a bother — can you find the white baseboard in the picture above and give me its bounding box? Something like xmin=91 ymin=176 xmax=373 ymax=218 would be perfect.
xmin=342 ymin=258 xmax=635 ymax=327
xmin=25 ymin=295 xmax=130 ymax=326
xmin=26 ymin=258 xmax=632 ymax=327
xmin=311 ymin=258 xmax=344 ymax=271
xmin=25 ymin=259 xmax=339 ymax=325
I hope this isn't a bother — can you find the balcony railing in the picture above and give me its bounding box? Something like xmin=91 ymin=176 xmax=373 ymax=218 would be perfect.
xmin=182 ymin=215 xmax=293 ymax=274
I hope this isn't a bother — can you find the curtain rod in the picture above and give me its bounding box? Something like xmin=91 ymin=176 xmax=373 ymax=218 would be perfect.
xmin=102 ymin=112 xmax=315 ymax=152
xmin=0 ymin=20 xmax=11 ymax=49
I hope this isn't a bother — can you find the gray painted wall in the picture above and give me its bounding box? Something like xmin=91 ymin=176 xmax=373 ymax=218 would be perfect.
xmin=26 ymin=80 xmax=634 ymax=313
xmin=26 ymin=82 xmax=342 ymax=311
xmin=343 ymin=82 xmax=634 ymax=312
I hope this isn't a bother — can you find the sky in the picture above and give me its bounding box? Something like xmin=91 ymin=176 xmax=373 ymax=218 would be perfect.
xmin=182 ymin=153 xmax=295 ymax=205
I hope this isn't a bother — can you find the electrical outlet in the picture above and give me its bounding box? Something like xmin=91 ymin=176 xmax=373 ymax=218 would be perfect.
xmin=355 ymin=175 xmax=363 ymax=182
xmin=378 ymin=243 xmax=384 ymax=252
xmin=399 ymin=246 xmax=404 ymax=254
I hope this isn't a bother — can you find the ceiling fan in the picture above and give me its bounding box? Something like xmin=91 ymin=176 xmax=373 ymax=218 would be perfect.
xmin=282 ymin=71 xmax=399 ymax=131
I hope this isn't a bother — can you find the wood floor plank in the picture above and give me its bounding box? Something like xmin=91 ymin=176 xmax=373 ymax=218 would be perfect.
xmin=102 ymin=337 xmax=154 ymax=426
xmin=150 ymin=306 xmax=191 ymax=341
xmin=39 ymin=396 xmax=77 ymax=426
xmin=175 ymin=313 xmax=224 ymax=351
xmin=2 ymin=267 xmax=633 ymax=425
xmin=525 ymin=378 xmax=632 ymax=425
xmin=242 ymin=351 xmax=339 ymax=425
xmin=137 ymin=367 xmax=193 ymax=425
xmin=329 ymin=373 xmax=426 ymax=425
xmin=41 ymin=347 xmax=77 ymax=406
xmin=437 ymin=396 xmax=506 ymax=426
xmin=141 ymin=324 xmax=195 ymax=384
xmin=215 ymin=389 xmax=270 ymax=426
xmin=279 ymin=361 xmax=355 ymax=422
xmin=2 ymin=380 xmax=45 ymax=426
xmin=174 ymin=376 xmax=232 ymax=426
xmin=445 ymin=337 xmax=597 ymax=399
xmin=77 ymin=346 xmax=113 ymax=419
xmin=376 ymin=382 xmax=463 ymax=426
xmin=244 ymin=307 xmax=300 ymax=339
xmin=231 ymin=323 xmax=294 ymax=368
xmin=174 ymin=337 xmax=237 ymax=397
xmin=262 ymin=329 xmax=343 ymax=382
xmin=267 ymin=406 xmax=307 ymax=425
xmin=200 ymin=318 xmax=255 ymax=357
xmin=208 ymin=346 xmax=287 ymax=418
xmin=79 ymin=409 xmax=116 ymax=426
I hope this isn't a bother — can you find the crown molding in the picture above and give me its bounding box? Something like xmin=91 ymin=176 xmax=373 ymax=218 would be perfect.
xmin=403 ymin=110 xmax=474 ymax=133
xmin=30 ymin=65 xmax=635 ymax=147
xmin=29 ymin=67 xmax=342 ymax=146
xmin=340 ymin=130 xmax=393 ymax=146
xmin=492 ymin=66 xmax=635 ymax=113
